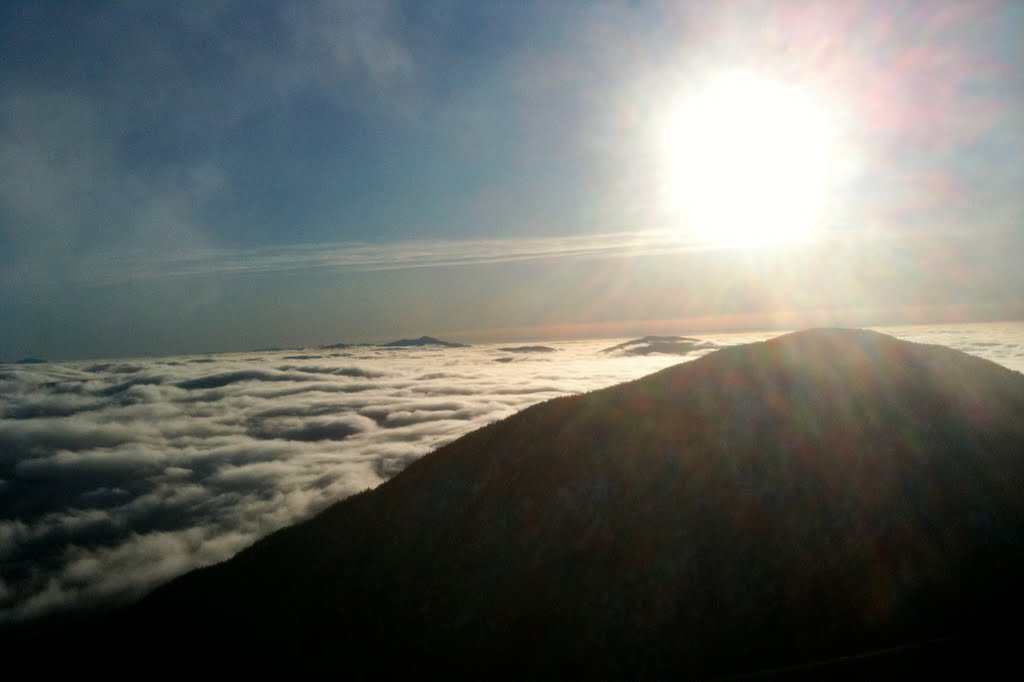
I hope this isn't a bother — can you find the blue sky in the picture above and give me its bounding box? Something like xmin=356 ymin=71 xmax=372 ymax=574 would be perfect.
xmin=2 ymin=1 xmax=1023 ymax=360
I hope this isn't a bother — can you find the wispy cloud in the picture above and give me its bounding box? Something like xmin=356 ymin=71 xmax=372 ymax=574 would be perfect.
xmin=56 ymin=230 xmax=713 ymax=287
xmin=0 ymin=0 xmax=425 ymax=290
xmin=47 ymin=223 xmax=946 ymax=290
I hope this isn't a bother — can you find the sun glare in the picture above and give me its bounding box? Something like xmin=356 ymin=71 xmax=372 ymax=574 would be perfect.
xmin=661 ymin=71 xmax=842 ymax=247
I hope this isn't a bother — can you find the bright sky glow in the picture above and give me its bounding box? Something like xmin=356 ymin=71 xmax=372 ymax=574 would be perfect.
xmin=1 ymin=2 xmax=1022 ymax=360
xmin=661 ymin=71 xmax=844 ymax=247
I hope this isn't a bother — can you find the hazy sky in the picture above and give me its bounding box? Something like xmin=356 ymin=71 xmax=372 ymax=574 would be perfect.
xmin=3 ymin=1 xmax=1023 ymax=360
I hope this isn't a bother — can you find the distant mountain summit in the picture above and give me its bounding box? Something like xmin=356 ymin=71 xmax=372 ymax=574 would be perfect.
xmin=317 ymin=336 xmax=468 ymax=349
xmin=379 ymin=335 xmax=468 ymax=348
xmin=20 ymin=329 xmax=1024 ymax=676
xmin=601 ymin=335 xmax=716 ymax=355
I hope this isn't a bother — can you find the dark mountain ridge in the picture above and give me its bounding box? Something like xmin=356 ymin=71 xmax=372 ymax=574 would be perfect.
xmin=318 ymin=336 xmax=469 ymax=349
xmin=13 ymin=329 xmax=1024 ymax=677
xmin=497 ymin=345 xmax=559 ymax=353
xmin=602 ymin=335 xmax=716 ymax=356
xmin=380 ymin=335 xmax=468 ymax=348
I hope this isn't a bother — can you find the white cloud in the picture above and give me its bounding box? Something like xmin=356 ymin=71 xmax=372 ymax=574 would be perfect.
xmin=0 ymin=339 xmax=686 ymax=622
xmin=1 ymin=323 xmax=1021 ymax=622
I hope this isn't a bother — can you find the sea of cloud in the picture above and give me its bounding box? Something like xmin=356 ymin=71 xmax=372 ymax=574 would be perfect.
xmin=2 ymin=323 xmax=1023 ymax=623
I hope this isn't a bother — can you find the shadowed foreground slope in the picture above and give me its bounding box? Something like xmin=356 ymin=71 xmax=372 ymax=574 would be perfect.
xmin=33 ymin=330 xmax=1024 ymax=676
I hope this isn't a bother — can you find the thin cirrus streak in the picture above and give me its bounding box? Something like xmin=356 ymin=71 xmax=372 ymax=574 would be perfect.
xmin=0 ymin=323 xmax=1022 ymax=624
xmin=46 ymin=230 xmax=710 ymax=287
xmin=33 ymin=224 xmax=917 ymax=289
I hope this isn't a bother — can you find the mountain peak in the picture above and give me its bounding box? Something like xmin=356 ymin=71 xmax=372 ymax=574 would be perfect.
xmin=379 ymin=335 xmax=468 ymax=348
xmin=20 ymin=328 xmax=1024 ymax=676
xmin=602 ymin=334 xmax=715 ymax=355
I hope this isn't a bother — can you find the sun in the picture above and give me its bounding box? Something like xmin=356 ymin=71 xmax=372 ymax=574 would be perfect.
xmin=660 ymin=71 xmax=841 ymax=247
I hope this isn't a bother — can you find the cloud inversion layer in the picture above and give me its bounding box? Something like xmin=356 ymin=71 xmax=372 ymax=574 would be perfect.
xmin=1 ymin=324 xmax=1022 ymax=623
xmin=0 ymin=340 xmax=688 ymax=622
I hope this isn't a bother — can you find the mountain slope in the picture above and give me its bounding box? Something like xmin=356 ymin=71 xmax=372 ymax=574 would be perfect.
xmin=31 ymin=329 xmax=1024 ymax=676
